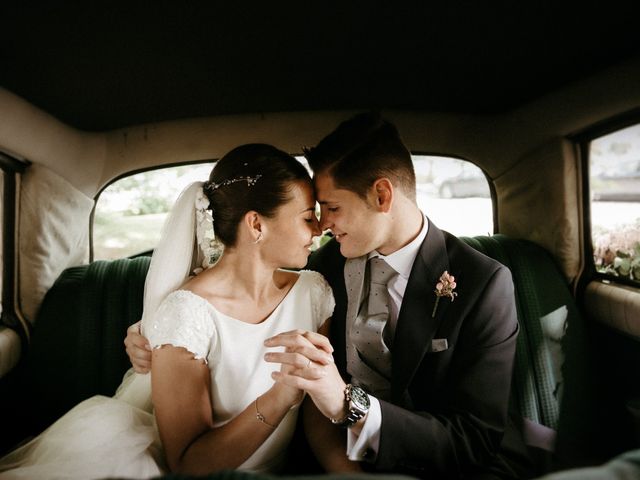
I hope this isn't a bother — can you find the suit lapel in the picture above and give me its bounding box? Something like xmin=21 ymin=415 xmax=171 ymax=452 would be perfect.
xmin=392 ymin=220 xmax=451 ymax=401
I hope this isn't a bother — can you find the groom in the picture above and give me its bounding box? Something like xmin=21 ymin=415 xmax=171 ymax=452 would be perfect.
xmin=264 ymin=112 xmax=537 ymax=479
xmin=125 ymin=113 xmax=536 ymax=478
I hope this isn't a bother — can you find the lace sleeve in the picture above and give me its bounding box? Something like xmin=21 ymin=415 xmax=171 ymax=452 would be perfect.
xmin=146 ymin=290 xmax=216 ymax=361
xmin=304 ymin=270 xmax=336 ymax=331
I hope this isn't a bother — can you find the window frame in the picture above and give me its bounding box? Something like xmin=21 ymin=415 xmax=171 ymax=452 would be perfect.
xmin=0 ymin=152 xmax=31 ymax=342
xmin=574 ymin=108 xmax=640 ymax=289
xmin=91 ymin=154 xmax=497 ymax=260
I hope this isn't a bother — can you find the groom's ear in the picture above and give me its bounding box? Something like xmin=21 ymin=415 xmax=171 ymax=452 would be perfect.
xmin=372 ymin=178 xmax=393 ymax=213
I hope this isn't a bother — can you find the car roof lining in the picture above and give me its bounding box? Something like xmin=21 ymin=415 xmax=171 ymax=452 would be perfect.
xmin=1 ymin=3 xmax=639 ymax=131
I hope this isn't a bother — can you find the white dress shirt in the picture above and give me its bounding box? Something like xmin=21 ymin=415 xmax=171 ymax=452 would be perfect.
xmin=347 ymin=215 xmax=429 ymax=461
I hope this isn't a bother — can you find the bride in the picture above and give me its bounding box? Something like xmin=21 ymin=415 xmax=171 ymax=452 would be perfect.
xmin=0 ymin=144 xmax=336 ymax=479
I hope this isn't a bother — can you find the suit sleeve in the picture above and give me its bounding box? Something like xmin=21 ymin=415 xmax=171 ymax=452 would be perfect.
xmin=376 ymin=265 xmax=518 ymax=477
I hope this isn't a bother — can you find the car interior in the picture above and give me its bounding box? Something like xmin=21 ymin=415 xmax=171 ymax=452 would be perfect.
xmin=1 ymin=3 xmax=639 ymax=479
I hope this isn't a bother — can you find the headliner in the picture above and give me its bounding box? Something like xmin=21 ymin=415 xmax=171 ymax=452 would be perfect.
xmin=1 ymin=2 xmax=638 ymax=131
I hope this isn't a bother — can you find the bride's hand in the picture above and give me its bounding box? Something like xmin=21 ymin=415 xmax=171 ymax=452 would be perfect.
xmin=264 ymin=330 xmax=347 ymax=421
xmin=264 ymin=329 xmax=335 ymax=407
xmin=270 ymin=357 xmax=305 ymax=407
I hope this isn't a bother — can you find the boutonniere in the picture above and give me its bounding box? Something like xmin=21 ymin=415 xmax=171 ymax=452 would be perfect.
xmin=432 ymin=271 xmax=457 ymax=318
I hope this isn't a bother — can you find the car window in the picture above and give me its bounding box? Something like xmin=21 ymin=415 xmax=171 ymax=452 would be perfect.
xmin=93 ymin=163 xmax=215 ymax=260
xmin=94 ymin=156 xmax=493 ymax=260
xmin=413 ymin=155 xmax=493 ymax=236
xmin=590 ymin=123 xmax=640 ymax=285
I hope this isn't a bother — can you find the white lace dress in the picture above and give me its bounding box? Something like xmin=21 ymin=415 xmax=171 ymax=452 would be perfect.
xmin=0 ymin=270 xmax=335 ymax=480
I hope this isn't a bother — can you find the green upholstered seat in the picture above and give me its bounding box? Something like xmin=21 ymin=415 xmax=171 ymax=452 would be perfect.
xmin=25 ymin=256 xmax=150 ymax=432
xmin=459 ymin=235 xmax=598 ymax=468
xmin=23 ymin=235 xmax=597 ymax=471
xmin=460 ymin=236 xmax=581 ymax=428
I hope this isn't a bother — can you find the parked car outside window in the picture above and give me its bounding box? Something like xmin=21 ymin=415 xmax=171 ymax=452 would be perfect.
xmin=591 ymin=159 xmax=640 ymax=202
xmin=436 ymin=162 xmax=490 ymax=199
xmin=414 ymin=155 xmax=493 ymax=236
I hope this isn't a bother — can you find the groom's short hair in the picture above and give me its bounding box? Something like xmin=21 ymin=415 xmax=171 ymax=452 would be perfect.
xmin=304 ymin=112 xmax=416 ymax=202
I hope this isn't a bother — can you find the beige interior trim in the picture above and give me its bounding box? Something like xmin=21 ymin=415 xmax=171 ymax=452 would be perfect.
xmin=584 ymin=280 xmax=640 ymax=338
xmin=495 ymin=138 xmax=581 ymax=283
xmin=18 ymin=166 xmax=93 ymax=322
xmin=0 ymin=88 xmax=106 ymax=197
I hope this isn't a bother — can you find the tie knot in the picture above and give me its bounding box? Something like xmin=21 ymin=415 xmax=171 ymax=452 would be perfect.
xmin=369 ymin=257 xmax=396 ymax=285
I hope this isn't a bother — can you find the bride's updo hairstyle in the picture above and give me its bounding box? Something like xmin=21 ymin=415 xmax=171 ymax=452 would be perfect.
xmin=204 ymin=144 xmax=311 ymax=247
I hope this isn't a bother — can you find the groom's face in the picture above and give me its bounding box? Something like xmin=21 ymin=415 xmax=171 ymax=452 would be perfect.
xmin=314 ymin=172 xmax=386 ymax=259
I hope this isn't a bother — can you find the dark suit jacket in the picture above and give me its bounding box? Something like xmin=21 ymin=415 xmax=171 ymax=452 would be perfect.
xmin=307 ymin=219 xmax=533 ymax=479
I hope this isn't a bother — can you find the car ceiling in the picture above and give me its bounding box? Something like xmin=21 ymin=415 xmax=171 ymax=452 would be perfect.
xmin=1 ymin=2 xmax=639 ymax=132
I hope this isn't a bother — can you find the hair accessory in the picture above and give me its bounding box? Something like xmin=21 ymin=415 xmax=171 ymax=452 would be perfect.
xmin=204 ymin=175 xmax=263 ymax=194
xmin=194 ymin=187 xmax=217 ymax=271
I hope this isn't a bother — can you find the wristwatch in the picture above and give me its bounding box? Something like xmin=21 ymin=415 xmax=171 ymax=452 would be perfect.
xmin=330 ymin=384 xmax=370 ymax=428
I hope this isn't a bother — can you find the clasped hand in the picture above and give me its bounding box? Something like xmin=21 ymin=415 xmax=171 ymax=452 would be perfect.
xmin=264 ymin=330 xmax=347 ymax=421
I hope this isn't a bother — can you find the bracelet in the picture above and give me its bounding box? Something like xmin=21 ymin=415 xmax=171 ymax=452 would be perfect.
xmin=255 ymin=397 xmax=276 ymax=429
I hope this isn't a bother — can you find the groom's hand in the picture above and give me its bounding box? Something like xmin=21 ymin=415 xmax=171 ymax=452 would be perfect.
xmin=264 ymin=330 xmax=347 ymax=422
xmin=124 ymin=321 xmax=152 ymax=373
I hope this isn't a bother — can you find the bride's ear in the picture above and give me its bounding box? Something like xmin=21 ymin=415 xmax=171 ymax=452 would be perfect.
xmin=243 ymin=211 xmax=264 ymax=244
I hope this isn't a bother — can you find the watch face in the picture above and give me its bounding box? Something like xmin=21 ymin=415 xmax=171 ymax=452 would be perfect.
xmin=349 ymin=385 xmax=371 ymax=410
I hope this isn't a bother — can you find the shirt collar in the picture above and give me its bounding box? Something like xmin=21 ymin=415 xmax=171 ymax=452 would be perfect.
xmin=368 ymin=214 xmax=429 ymax=280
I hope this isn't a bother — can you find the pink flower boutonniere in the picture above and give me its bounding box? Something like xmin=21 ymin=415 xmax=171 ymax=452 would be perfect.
xmin=432 ymin=271 xmax=457 ymax=318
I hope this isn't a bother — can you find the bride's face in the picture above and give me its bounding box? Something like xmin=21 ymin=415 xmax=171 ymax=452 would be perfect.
xmin=262 ymin=180 xmax=321 ymax=268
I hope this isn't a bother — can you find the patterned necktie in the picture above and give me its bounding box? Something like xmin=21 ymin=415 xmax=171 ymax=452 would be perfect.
xmin=351 ymin=257 xmax=397 ymax=388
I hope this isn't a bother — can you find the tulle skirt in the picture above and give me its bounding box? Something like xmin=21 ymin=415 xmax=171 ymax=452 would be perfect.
xmin=0 ymin=370 xmax=164 ymax=479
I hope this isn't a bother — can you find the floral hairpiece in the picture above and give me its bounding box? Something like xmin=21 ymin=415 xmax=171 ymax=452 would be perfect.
xmin=204 ymin=175 xmax=263 ymax=194
xmin=194 ymin=187 xmax=218 ymax=273
xmin=432 ymin=270 xmax=457 ymax=318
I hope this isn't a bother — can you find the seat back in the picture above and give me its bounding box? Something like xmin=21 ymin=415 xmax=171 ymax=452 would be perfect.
xmin=460 ymin=235 xmax=598 ymax=466
xmin=25 ymin=256 xmax=150 ymax=432
xmin=23 ymin=236 xmax=597 ymax=465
